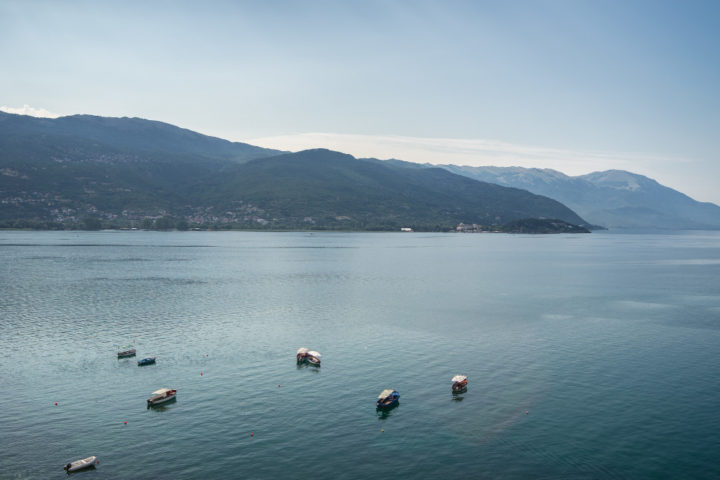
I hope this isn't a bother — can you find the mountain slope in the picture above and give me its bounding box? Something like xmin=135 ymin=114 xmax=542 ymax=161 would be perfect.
xmin=442 ymin=165 xmax=720 ymax=229
xmin=0 ymin=110 xmax=281 ymax=162
xmin=199 ymin=149 xmax=589 ymax=229
xmin=0 ymin=112 xmax=590 ymax=230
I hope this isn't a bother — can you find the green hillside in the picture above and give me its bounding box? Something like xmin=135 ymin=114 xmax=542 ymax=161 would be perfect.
xmin=0 ymin=112 xmax=590 ymax=231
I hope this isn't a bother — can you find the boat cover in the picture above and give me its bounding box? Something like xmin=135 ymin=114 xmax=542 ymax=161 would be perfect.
xmin=297 ymin=347 xmax=309 ymax=355
xmin=151 ymin=388 xmax=172 ymax=395
xmin=378 ymin=389 xmax=396 ymax=399
xmin=119 ymin=345 xmax=134 ymax=350
xmin=451 ymin=375 xmax=467 ymax=383
xmin=66 ymin=456 xmax=96 ymax=471
xmin=307 ymin=350 xmax=322 ymax=358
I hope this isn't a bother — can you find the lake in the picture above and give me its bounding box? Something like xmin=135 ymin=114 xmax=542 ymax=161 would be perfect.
xmin=1 ymin=230 xmax=719 ymax=479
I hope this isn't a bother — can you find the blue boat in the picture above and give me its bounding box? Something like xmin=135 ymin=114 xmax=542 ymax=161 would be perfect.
xmin=376 ymin=389 xmax=400 ymax=409
xmin=137 ymin=356 xmax=156 ymax=366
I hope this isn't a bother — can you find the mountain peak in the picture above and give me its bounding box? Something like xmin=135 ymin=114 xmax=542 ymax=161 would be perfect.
xmin=580 ymin=170 xmax=659 ymax=191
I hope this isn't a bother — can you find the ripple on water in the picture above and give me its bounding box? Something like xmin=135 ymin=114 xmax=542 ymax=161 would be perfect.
xmin=1 ymin=230 xmax=719 ymax=479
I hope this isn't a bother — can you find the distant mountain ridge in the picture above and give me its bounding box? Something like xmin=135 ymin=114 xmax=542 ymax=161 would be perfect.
xmin=441 ymin=165 xmax=720 ymax=229
xmin=0 ymin=112 xmax=589 ymax=231
xmin=0 ymin=110 xmax=281 ymax=162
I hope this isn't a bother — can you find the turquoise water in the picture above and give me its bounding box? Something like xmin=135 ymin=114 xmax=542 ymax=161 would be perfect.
xmin=1 ymin=230 xmax=719 ymax=479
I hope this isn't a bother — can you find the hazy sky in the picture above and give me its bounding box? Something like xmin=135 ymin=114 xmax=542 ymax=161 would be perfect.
xmin=1 ymin=0 xmax=719 ymax=202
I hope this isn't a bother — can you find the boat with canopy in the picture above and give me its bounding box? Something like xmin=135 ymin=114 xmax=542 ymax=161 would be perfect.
xmin=296 ymin=347 xmax=309 ymax=363
xmin=147 ymin=387 xmax=177 ymax=406
xmin=451 ymin=375 xmax=468 ymax=393
xmin=376 ymin=389 xmax=400 ymax=409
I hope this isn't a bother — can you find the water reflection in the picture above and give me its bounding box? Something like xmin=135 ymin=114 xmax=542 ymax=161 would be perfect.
xmin=376 ymin=404 xmax=399 ymax=419
xmin=296 ymin=363 xmax=320 ymax=373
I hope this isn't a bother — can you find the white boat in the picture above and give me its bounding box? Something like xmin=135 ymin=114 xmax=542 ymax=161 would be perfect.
xmin=451 ymin=374 xmax=468 ymax=392
xmin=64 ymin=456 xmax=97 ymax=472
xmin=306 ymin=350 xmax=322 ymax=366
xmin=296 ymin=347 xmax=309 ymax=363
xmin=147 ymin=387 xmax=177 ymax=406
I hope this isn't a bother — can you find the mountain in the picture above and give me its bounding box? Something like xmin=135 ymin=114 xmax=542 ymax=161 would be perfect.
xmin=196 ymin=149 xmax=589 ymax=229
xmin=0 ymin=112 xmax=589 ymax=230
xmin=0 ymin=110 xmax=281 ymax=162
xmin=441 ymin=165 xmax=720 ymax=229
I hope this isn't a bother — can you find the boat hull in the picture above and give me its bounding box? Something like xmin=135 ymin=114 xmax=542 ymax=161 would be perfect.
xmin=118 ymin=350 xmax=136 ymax=358
xmin=147 ymin=391 xmax=177 ymax=406
xmin=452 ymin=380 xmax=468 ymax=393
xmin=137 ymin=357 xmax=156 ymax=366
xmin=376 ymin=392 xmax=400 ymax=409
xmin=64 ymin=456 xmax=97 ymax=472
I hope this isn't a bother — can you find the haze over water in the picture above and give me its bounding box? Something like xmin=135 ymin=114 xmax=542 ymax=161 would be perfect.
xmin=1 ymin=230 xmax=719 ymax=479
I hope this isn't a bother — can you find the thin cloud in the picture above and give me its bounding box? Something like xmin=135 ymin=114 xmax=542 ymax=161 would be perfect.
xmin=247 ymin=132 xmax=691 ymax=177
xmin=0 ymin=104 xmax=61 ymax=118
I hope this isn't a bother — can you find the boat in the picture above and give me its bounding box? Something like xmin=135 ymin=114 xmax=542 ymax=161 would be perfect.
xmin=451 ymin=375 xmax=468 ymax=393
xmin=147 ymin=387 xmax=177 ymax=406
xmin=296 ymin=347 xmax=309 ymax=363
xmin=137 ymin=356 xmax=156 ymax=366
xmin=117 ymin=345 xmax=136 ymax=358
xmin=376 ymin=389 xmax=400 ymax=409
xmin=64 ymin=456 xmax=97 ymax=472
xmin=306 ymin=350 xmax=321 ymax=366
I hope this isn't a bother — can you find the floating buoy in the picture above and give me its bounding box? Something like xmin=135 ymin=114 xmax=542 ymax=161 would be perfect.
xmin=54 ymin=402 xmax=58 ymax=406
xmin=132 ymin=339 xmax=135 ymax=343
xmin=381 ymin=429 xmax=384 ymax=432
xmin=278 ymin=384 xmax=281 ymax=387
xmin=250 ymin=432 xmax=254 ymax=436
xmin=525 ymin=410 xmax=529 ymax=415
xmin=124 ymin=421 xmax=127 ymax=424
xmin=206 ymin=354 xmax=208 ymax=357
xmin=200 ymin=371 xmax=203 ymax=376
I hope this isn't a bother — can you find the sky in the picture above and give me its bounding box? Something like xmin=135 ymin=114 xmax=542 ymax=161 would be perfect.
xmin=1 ymin=0 xmax=719 ymax=203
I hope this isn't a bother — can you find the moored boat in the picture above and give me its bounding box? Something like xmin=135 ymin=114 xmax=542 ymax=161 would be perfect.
xmin=306 ymin=350 xmax=321 ymax=366
xmin=451 ymin=375 xmax=468 ymax=393
xmin=147 ymin=387 xmax=177 ymax=406
xmin=117 ymin=346 xmax=136 ymax=358
xmin=137 ymin=356 xmax=156 ymax=366
xmin=297 ymin=347 xmax=309 ymax=363
xmin=376 ymin=389 xmax=400 ymax=409
xmin=64 ymin=456 xmax=97 ymax=472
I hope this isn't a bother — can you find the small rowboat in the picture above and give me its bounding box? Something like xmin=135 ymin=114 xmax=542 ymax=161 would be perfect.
xmin=64 ymin=456 xmax=97 ymax=472
xmin=117 ymin=346 xmax=136 ymax=358
xmin=451 ymin=375 xmax=468 ymax=393
xmin=137 ymin=356 xmax=156 ymax=366
xmin=306 ymin=350 xmax=321 ymax=366
xmin=147 ymin=387 xmax=177 ymax=406
xmin=376 ymin=389 xmax=400 ymax=409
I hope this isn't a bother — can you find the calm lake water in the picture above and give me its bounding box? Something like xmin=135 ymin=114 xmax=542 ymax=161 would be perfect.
xmin=1 ymin=230 xmax=719 ymax=479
